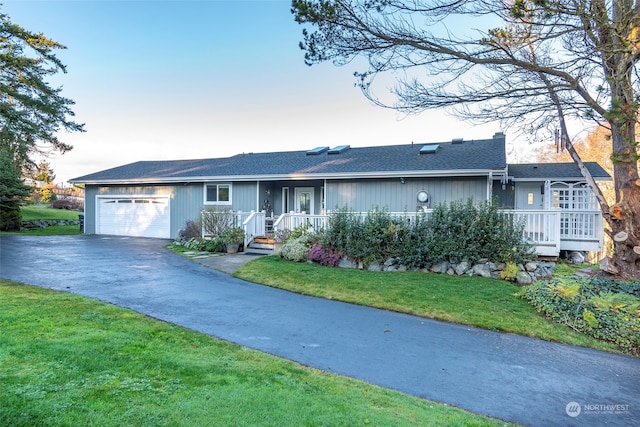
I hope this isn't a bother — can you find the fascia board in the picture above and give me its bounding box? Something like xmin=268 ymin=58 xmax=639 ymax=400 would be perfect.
xmin=511 ymin=176 xmax=612 ymax=182
xmin=72 ymin=169 xmax=501 ymax=185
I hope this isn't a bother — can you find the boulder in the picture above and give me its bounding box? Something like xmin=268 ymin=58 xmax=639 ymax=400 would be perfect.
xmin=472 ymin=263 xmax=492 ymax=278
xmin=454 ymin=261 xmax=470 ymax=275
xmin=430 ymin=260 xmax=449 ymax=274
xmin=516 ymin=272 xmax=533 ymax=286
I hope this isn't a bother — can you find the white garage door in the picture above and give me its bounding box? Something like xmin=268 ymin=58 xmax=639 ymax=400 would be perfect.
xmin=97 ymin=197 xmax=170 ymax=238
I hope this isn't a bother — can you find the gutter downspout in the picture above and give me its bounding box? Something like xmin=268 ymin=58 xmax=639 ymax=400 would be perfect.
xmin=256 ymin=181 xmax=260 ymax=212
xmin=323 ymin=179 xmax=327 ymax=214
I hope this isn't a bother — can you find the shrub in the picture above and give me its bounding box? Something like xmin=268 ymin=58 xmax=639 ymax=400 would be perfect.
xmin=320 ymin=207 xmax=406 ymax=264
xmin=524 ymin=278 xmax=640 ymax=355
xmin=202 ymin=237 xmax=223 ymax=253
xmin=274 ymin=228 xmax=292 ymax=243
xmin=179 ymin=220 xmax=201 ymax=240
xmin=418 ymin=199 xmax=533 ymax=265
xmin=319 ymin=199 xmax=534 ymax=269
xmin=200 ymin=207 xmax=235 ymax=237
xmin=220 ymin=227 xmax=245 ymax=245
xmin=500 ymin=262 xmax=520 ymax=281
xmin=178 ymin=236 xmax=224 ymax=253
xmin=51 ymin=198 xmax=84 ymax=211
xmin=279 ymin=236 xmax=312 ymax=262
xmin=308 ymin=245 xmax=342 ymax=267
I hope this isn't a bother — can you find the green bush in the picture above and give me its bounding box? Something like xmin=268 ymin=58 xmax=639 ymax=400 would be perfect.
xmin=178 ymin=236 xmax=223 ymax=253
xmin=320 ymin=207 xmax=414 ymax=266
xmin=318 ymin=199 xmax=534 ymax=268
xmin=279 ymin=236 xmax=312 ymax=262
xmin=523 ymin=278 xmax=640 ymax=355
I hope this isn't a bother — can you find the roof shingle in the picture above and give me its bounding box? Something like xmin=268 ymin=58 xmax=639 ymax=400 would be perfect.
xmin=71 ymin=135 xmax=508 ymax=183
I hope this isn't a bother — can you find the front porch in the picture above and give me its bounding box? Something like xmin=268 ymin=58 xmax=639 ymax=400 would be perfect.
xmin=233 ymin=209 xmax=604 ymax=257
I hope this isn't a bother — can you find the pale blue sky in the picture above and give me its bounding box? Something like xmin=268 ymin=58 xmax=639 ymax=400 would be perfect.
xmin=4 ymin=0 xmax=505 ymax=183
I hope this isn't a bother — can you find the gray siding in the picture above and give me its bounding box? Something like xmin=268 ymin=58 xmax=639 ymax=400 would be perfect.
xmin=84 ymin=177 xmax=488 ymax=238
xmin=515 ymin=182 xmax=544 ymax=210
xmin=230 ymin=182 xmax=260 ymax=212
xmin=85 ymin=182 xmax=261 ymax=238
xmin=326 ymin=177 xmax=488 ymax=212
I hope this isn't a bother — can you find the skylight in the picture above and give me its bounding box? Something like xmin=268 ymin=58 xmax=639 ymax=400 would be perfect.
xmin=306 ymin=146 xmax=329 ymax=155
xmin=328 ymin=145 xmax=350 ymax=154
xmin=420 ymin=144 xmax=440 ymax=154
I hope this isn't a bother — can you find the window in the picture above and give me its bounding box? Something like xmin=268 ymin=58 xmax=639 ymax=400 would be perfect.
xmin=527 ymin=192 xmax=534 ymax=205
xmin=204 ymin=184 xmax=231 ymax=204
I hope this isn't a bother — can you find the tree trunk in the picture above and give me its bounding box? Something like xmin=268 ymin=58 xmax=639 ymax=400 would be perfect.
xmin=607 ymin=122 xmax=640 ymax=279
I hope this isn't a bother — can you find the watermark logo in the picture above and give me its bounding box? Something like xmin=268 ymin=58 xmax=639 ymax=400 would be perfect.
xmin=566 ymin=401 xmax=630 ymax=417
xmin=566 ymin=402 xmax=581 ymax=418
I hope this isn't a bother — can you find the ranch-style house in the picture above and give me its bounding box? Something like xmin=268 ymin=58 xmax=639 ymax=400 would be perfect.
xmin=70 ymin=132 xmax=610 ymax=256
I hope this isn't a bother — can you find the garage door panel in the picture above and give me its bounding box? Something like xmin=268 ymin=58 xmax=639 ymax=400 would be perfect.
xmin=98 ymin=197 xmax=170 ymax=238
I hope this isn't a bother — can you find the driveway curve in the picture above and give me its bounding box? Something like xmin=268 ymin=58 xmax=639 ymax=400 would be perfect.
xmin=1 ymin=235 xmax=638 ymax=427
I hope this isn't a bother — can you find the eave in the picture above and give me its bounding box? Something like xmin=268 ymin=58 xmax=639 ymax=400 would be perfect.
xmin=71 ymin=168 xmax=505 ymax=186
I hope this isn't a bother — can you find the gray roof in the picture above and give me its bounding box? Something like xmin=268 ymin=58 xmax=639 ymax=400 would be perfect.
xmin=71 ymin=134 xmax=508 ymax=184
xmin=508 ymin=162 xmax=611 ymax=181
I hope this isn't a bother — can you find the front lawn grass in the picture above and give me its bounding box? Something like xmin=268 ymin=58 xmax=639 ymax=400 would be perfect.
xmin=234 ymin=256 xmax=620 ymax=354
xmin=0 ymin=205 xmax=82 ymax=236
xmin=0 ymin=279 xmax=513 ymax=427
xmin=21 ymin=204 xmax=82 ymax=221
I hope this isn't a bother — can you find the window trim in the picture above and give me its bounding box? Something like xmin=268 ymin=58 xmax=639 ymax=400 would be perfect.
xmin=203 ymin=183 xmax=232 ymax=205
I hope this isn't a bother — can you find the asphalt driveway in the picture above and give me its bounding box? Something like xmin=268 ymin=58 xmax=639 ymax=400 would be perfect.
xmin=1 ymin=235 xmax=638 ymax=426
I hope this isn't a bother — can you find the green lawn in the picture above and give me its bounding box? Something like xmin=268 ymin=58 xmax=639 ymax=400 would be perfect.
xmin=234 ymin=256 xmax=620 ymax=354
xmin=20 ymin=204 xmax=82 ymax=221
xmin=0 ymin=280 xmax=513 ymax=427
xmin=1 ymin=205 xmax=82 ymax=236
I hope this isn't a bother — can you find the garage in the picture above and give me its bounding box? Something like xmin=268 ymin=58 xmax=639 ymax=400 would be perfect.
xmin=97 ymin=197 xmax=170 ymax=238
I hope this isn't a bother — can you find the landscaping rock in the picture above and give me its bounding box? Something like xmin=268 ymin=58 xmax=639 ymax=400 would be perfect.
xmin=319 ymin=251 xmax=558 ymax=284
xmin=339 ymin=257 xmax=358 ymax=269
xmin=525 ymin=262 xmax=538 ymax=272
xmin=454 ymin=261 xmax=470 ymax=275
xmin=430 ymin=260 xmax=449 ymax=274
xmin=367 ymin=263 xmax=382 ymax=272
xmin=21 ymin=219 xmax=80 ymax=230
xmin=516 ymin=272 xmax=533 ymax=286
xmin=472 ymin=263 xmax=492 ymax=278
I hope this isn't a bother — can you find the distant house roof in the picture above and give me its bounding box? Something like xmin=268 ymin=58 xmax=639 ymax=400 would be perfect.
xmin=71 ymin=134 xmax=508 ymax=184
xmin=508 ymin=162 xmax=611 ymax=181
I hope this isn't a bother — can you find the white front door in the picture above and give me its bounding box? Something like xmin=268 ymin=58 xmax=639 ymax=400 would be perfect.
xmin=294 ymin=187 xmax=314 ymax=214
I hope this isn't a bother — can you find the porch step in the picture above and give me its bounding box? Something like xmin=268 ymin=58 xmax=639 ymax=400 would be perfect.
xmin=244 ymin=247 xmax=275 ymax=255
xmin=253 ymin=236 xmax=276 ymax=245
xmin=246 ymin=235 xmax=278 ymax=254
xmin=249 ymin=242 xmax=275 ymax=250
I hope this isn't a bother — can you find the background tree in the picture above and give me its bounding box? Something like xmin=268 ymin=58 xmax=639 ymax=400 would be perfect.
xmin=33 ymin=160 xmax=56 ymax=184
xmin=0 ymin=8 xmax=83 ymax=226
xmin=0 ymin=150 xmax=30 ymax=230
xmin=292 ymin=0 xmax=640 ymax=278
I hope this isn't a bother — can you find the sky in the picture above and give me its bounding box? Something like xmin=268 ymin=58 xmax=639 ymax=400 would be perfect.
xmin=3 ymin=0 xmax=521 ymax=184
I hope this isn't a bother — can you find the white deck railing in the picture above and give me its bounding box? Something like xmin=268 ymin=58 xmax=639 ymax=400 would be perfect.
xmin=201 ymin=210 xmax=265 ymax=246
xmin=202 ymin=209 xmax=602 ymax=255
xmin=272 ymin=209 xmax=603 ymax=255
xmin=242 ymin=211 xmax=266 ymax=246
